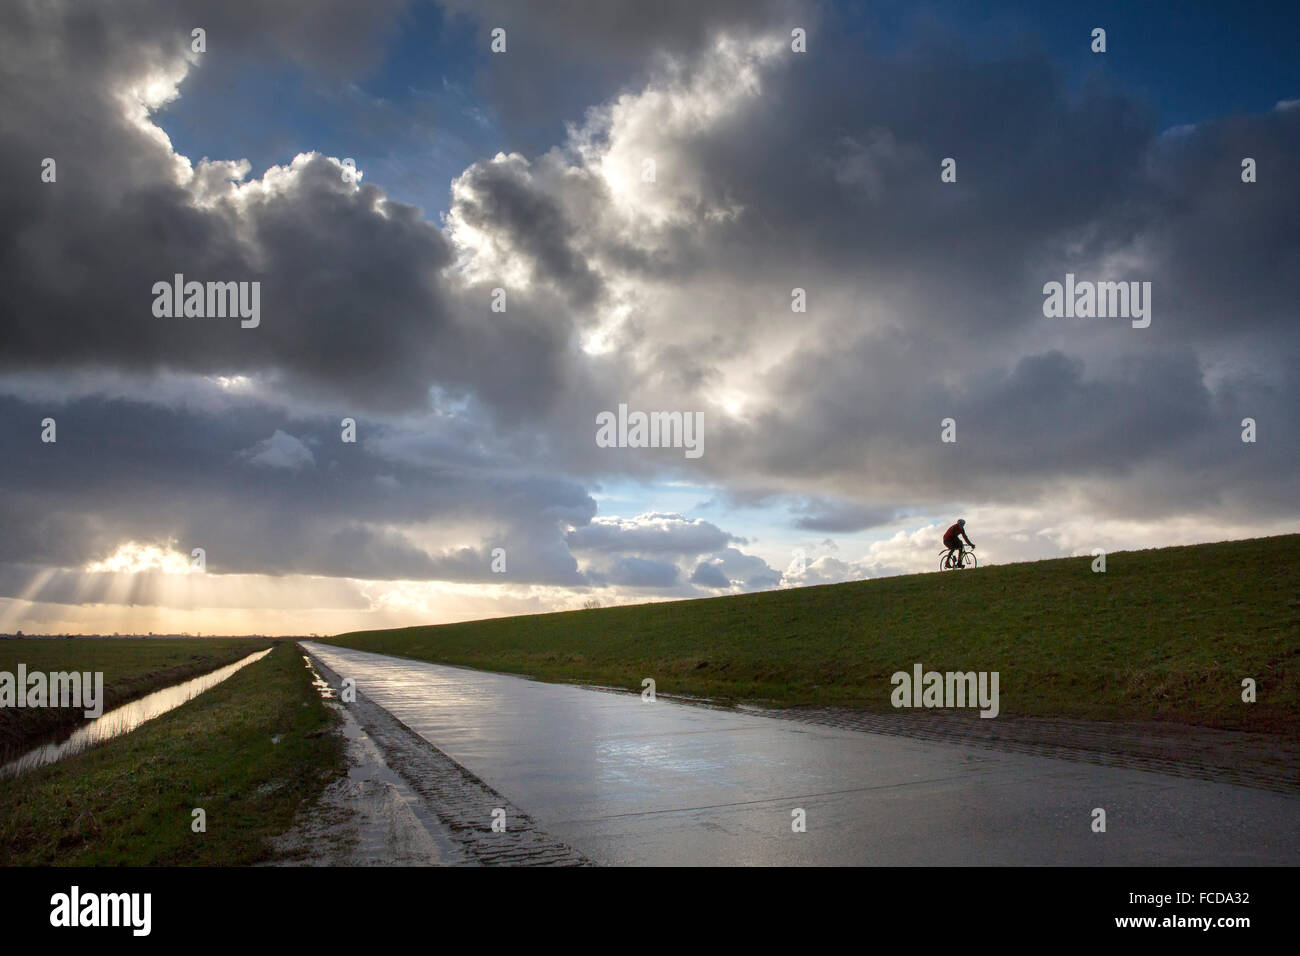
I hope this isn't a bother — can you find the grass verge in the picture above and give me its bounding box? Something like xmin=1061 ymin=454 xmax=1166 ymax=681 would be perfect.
xmin=0 ymin=643 xmax=343 ymax=866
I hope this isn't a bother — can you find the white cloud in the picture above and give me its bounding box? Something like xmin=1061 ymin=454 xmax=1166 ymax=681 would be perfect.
xmin=240 ymin=430 xmax=316 ymax=471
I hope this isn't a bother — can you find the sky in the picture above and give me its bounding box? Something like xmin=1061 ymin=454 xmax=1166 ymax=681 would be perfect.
xmin=1 ymin=0 xmax=1297 ymax=635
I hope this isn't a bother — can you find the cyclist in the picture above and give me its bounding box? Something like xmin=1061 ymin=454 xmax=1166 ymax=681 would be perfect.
xmin=942 ymin=519 xmax=974 ymax=568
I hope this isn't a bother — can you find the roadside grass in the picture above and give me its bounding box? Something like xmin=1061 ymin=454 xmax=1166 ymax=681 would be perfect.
xmin=323 ymin=535 xmax=1299 ymax=733
xmin=0 ymin=637 xmax=275 ymax=762
xmin=0 ymin=643 xmax=343 ymax=866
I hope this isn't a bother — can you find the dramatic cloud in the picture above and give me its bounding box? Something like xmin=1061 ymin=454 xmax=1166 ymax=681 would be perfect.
xmin=565 ymin=514 xmax=741 ymax=555
xmin=435 ymin=0 xmax=806 ymax=142
xmin=691 ymin=547 xmax=784 ymax=592
xmin=1 ymin=1 xmax=1296 ymax=633
xmin=792 ymin=499 xmax=901 ymax=533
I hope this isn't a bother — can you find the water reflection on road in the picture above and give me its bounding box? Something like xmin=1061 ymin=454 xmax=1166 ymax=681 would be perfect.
xmin=305 ymin=642 xmax=1297 ymax=866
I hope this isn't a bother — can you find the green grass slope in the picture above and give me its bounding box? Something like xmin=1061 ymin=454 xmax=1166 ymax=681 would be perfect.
xmin=323 ymin=535 xmax=1299 ymax=732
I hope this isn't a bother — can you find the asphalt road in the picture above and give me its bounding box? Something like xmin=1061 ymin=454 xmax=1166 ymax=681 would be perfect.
xmin=302 ymin=642 xmax=1299 ymax=866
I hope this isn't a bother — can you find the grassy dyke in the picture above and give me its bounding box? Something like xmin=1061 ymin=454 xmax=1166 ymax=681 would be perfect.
xmin=0 ymin=637 xmax=275 ymax=762
xmin=322 ymin=535 xmax=1299 ymax=732
xmin=0 ymin=643 xmax=343 ymax=866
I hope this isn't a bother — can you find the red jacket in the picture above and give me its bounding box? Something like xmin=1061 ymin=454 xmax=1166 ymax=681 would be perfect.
xmin=943 ymin=522 xmax=971 ymax=546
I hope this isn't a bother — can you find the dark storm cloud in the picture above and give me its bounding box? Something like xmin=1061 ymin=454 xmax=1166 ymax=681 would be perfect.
xmin=450 ymin=154 xmax=604 ymax=308
xmin=0 ymin=393 xmax=594 ymax=587
xmin=791 ymin=499 xmax=899 ymax=533
xmin=603 ymin=554 xmax=681 ymax=588
xmin=6 ymin=0 xmax=410 ymax=81
xmin=688 ymin=561 xmax=731 ymax=589
xmin=708 ymin=336 xmax=1290 ymax=515
xmin=0 ymin=0 xmax=586 ymax=417
xmin=445 ymin=15 xmax=1298 ymax=427
xmin=449 ymin=23 xmax=1296 ymax=518
xmin=691 ymin=548 xmax=783 ymax=591
xmin=440 ymin=0 xmax=800 ymax=58
xmin=1127 ymin=107 xmax=1300 ymax=345
xmin=566 ymin=514 xmax=781 ymax=593
xmin=0 ymin=146 xmax=580 ymax=414
xmin=582 ymin=46 xmax=1160 ymax=336
xmin=564 ymin=514 xmax=741 ymax=555
xmin=436 ymin=0 xmax=806 ymax=143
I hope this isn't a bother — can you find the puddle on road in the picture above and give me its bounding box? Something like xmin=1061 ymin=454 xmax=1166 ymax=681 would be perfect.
xmin=302 ymin=655 xmax=336 ymax=699
xmin=293 ymin=652 xmax=466 ymax=865
xmin=1 ymin=648 xmax=273 ymax=778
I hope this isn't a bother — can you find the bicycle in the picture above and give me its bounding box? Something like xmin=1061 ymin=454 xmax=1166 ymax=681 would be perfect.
xmin=939 ymin=545 xmax=977 ymax=571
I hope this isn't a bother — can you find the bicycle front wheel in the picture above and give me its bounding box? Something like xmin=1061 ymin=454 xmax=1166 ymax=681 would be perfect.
xmin=960 ymin=550 xmax=977 ymax=569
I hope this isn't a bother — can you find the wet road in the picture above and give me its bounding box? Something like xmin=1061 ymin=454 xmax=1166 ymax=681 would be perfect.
xmin=302 ymin=643 xmax=1299 ymax=866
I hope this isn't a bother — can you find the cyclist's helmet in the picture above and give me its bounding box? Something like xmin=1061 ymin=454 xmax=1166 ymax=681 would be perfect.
xmin=958 ymin=518 xmax=966 ymax=526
